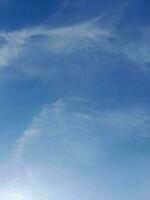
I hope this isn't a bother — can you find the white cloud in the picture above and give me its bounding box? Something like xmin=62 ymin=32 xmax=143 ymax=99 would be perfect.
xmin=124 ymin=40 xmax=150 ymax=67
xmin=14 ymin=98 xmax=101 ymax=165
xmin=0 ymin=17 xmax=113 ymax=71
xmin=0 ymin=10 xmax=150 ymax=78
xmin=14 ymin=98 xmax=150 ymax=165
xmin=120 ymin=27 xmax=150 ymax=70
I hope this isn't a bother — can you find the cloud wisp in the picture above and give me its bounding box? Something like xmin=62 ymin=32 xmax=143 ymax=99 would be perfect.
xmin=12 ymin=98 xmax=150 ymax=168
xmin=0 ymin=16 xmax=113 ymax=69
xmin=0 ymin=8 xmax=150 ymax=83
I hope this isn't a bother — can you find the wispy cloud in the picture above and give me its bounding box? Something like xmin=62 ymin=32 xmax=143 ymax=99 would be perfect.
xmin=123 ymin=34 xmax=150 ymax=68
xmin=0 ymin=16 xmax=113 ymax=71
xmin=14 ymin=98 xmax=101 ymax=165
xmin=0 ymin=2 xmax=150 ymax=81
xmin=14 ymin=98 xmax=150 ymax=164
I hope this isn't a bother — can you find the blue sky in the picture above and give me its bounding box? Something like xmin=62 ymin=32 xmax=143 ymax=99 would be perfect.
xmin=0 ymin=0 xmax=150 ymax=199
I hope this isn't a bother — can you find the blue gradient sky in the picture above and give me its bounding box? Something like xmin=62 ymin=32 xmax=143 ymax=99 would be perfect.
xmin=0 ymin=0 xmax=150 ymax=199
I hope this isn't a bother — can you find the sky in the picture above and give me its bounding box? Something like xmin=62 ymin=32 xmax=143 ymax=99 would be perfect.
xmin=0 ymin=0 xmax=150 ymax=199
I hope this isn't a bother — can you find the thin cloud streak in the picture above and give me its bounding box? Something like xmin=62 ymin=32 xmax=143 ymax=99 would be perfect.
xmin=0 ymin=16 xmax=113 ymax=70
xmin=14 ymin=98 xmax=150 ymax=164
